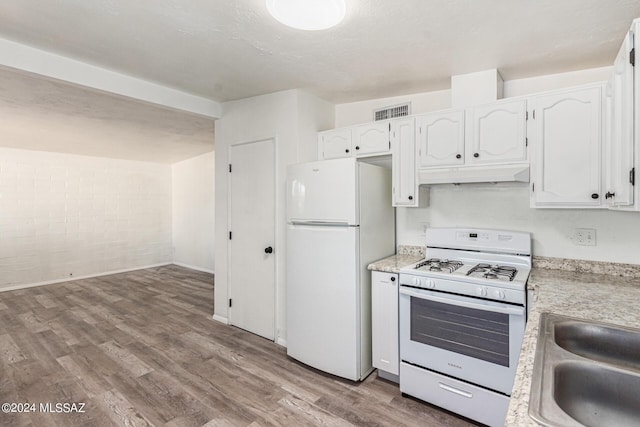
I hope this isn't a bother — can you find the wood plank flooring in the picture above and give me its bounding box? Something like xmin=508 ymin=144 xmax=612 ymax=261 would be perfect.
xmin=0 ymin=265 xmax=479 ymax=427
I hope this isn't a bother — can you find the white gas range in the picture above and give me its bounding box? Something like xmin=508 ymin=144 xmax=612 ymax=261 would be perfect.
xmin=398 ymin=228 xmax=531 ymax=427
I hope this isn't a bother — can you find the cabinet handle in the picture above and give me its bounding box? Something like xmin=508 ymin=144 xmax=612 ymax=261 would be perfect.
xmin=473 ymin=153 xmax=479 ymax=158
xmin=591 ymin=193 xmax=599 ymax=199
xmin=345 ymin=149 xmax=350 ymax=153
xmin=355 ymin=146 xmax=360 ymax=150
xmin=605 ymin=192 xmax=615 ymax=199
xmin=408 ymin=195 xmax=413 ymax=200
xmin=390 ymin=277 xmax=396 ymax=282
xmin=456 ymin=154 xmax=462 ymax=159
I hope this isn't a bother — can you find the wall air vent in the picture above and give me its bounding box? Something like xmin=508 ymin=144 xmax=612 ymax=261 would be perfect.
xmin=373 ymin=103 xmax=411 ymax=121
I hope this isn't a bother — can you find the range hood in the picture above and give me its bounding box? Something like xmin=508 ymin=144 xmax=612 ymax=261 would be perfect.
xmin=418 ymin=164 xmax=530 ymax=185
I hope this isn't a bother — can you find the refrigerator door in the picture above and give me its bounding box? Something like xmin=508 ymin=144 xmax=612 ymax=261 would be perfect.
xmin=286 ymin=158 xmax=358 ymax=225
xmin=286 ymin=223 xmax=360 ymax=380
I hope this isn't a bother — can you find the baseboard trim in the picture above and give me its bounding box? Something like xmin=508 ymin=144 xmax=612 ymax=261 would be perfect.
xmin=212 ymin=314 xmax=229 ymax=324
xmin=276 ymin=337 xmax=287 ymax=348
xmin=172 ymin=262 xmax=214 ymax=274
xmin=0 ymin=262 xmax=173 ymax=293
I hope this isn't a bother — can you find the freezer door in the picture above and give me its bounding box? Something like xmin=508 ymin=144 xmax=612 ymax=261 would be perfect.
xmin=286 ymin=224 xmax=360 ymax=380
xmin=286 ymin=158 xmax=358 ymax=225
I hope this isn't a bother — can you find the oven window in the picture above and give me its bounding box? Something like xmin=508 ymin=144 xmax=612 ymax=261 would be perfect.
xmin=410 ymin=297 xmax=510 ymax=366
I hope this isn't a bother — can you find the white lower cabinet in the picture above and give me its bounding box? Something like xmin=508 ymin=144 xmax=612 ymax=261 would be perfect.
xmin=371 ymin=271 xmax=399 ymax=378
xmin=529 ymin=84 xmax=604 ymax=208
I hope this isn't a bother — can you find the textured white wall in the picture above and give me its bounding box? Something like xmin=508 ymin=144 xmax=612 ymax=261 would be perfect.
xmin=172 ymin=151 xmax=215 ymax=273
xmin=0 ymin=147 xmax=172 ymax=290
xmin=396 ymin=183 xmax=640 ymax=264
xmin=335 ymin=66 xmax=640 ymax=265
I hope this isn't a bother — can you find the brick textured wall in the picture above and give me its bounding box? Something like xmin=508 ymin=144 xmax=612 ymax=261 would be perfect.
xmin=0 ymin=147 xmax=172 ymax=289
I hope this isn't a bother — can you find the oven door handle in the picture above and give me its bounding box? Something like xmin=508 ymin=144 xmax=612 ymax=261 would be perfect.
xmin=399 ymin=287 xmax=525 ymax=316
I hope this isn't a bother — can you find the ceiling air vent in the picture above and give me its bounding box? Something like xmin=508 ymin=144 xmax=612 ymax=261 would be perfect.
xmin=373 ymin=103 xmax=411 ymax=121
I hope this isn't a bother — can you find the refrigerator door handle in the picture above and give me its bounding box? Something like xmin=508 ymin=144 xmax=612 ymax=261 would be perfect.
xmin=289 ymin=220 xmax=352 ymax=227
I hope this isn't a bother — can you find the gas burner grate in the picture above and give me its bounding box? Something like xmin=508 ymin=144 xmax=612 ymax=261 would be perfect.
xmin=415 ymin=258 xmax=463 ymax=273
xmin=467 ymin=264 xmax=518 ymax=281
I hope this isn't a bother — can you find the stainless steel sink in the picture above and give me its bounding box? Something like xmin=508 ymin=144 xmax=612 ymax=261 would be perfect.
xmin=529 ymin=313 xmax=640 ymax=427
xmin=554 ymin=320 xmax=640 ymax=372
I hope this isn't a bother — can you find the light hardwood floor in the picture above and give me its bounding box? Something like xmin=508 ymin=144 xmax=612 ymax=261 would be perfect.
xmin=0 ymin=265 xmax=479 ymax=427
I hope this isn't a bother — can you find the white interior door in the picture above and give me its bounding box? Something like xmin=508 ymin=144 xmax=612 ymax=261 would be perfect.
xmin=229 ymin=138 xmax=275 ymax=340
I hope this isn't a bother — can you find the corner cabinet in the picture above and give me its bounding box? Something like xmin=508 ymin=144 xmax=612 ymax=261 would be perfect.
xmin=529 ymin=85 xmax=604 ymax=208
xmin=318 ymin=122 xmax=391 ymax=161
xmin=605 ymin=29 xmax=635 ymax=208
xmin=391 ymin=117 xmax=418 ymax=206
xmin=371 ymin=271 xmax=399 ymax=378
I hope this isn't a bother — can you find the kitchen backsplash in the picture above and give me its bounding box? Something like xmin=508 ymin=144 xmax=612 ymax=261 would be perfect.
xmin=397 ymin=245 xmax=425 ymax=257
xmin=533 ymin=256 xmax=640 ymax=279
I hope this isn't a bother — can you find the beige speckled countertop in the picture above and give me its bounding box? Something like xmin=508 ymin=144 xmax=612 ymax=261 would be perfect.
xmin=506 ymin=268 xmax=640 ymax=426
xmin=367 ymin=245 xmax=424 ymax=273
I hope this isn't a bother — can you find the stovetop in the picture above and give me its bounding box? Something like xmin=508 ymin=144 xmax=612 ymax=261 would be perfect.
xmin=405 ymin=258 xmax=530 ymax=288
xmin=399 ymin=228 xmax=532 ymax=303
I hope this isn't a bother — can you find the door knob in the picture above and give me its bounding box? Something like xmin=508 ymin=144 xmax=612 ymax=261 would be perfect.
xmin=591 ymin=193 xmax=599 ymax=199
xmin=265 ymin=246 xmax=273 ymax=254
xmin=605 ymin=192 xmax=615 ymax=199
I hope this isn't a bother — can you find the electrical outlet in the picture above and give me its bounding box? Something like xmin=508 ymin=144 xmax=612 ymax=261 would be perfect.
xmin=574 ymin=228 xmax=596 ymax=246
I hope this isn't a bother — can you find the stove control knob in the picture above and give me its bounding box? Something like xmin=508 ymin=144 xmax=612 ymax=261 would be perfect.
xmin=494 ymin=289 xmax=506 ymax=300
xmin=476 ymin=287 xmax=487 ymax=297
xmin=412 ymin=277 xmax=421 ymax=286
xmin=426 ymin=279 xmax=436 ymax=289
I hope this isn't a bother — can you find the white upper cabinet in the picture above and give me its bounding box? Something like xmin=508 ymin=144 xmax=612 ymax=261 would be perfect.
xmin=391 ymin=117 xmax=417 ymax=206
xmin=529 ymin=85 xmax=604 ymax=208
xmin=352 ymin=121 xmax=391 ymax=156
xmin=318 ymin=128 xmax=352 ymax=160
xmin=416 ymin=110 xmax=465 ymax=168
xmin=465 ymin=99 xmax=528 ymax=165
xmin=318 ymin=122 xmax=391 ymax=161
xmin=605 ymin=30 xmax=635 ymax=208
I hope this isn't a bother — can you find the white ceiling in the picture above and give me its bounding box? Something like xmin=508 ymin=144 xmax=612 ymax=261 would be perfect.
xmin=0 ymin=67 xmax=214 ymax=163
xmin=1 ymin=0 xmax=639 ymax=103
xmin=0 ymin=1 xmax=638 ymax=163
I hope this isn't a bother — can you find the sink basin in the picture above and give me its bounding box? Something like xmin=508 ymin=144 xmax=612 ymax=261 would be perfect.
xmin=554 ymin=362 xmax=640 ymax=427
xmin=529 ymin=313 xmax=640 ymax=427
xmin=554 ymin=320 xmax=640 ymax=372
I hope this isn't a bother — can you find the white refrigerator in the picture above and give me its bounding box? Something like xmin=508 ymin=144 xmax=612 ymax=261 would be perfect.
xmin=286 ymin=157 xmax=395 ymax=381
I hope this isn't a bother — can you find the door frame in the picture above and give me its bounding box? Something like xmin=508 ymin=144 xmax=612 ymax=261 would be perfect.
xmin=227 ymin=137 xmax=277 ymax=341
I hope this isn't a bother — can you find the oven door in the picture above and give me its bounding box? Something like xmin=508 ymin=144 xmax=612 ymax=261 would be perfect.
xmin=399 ymin=285 xmax=525 ymax=395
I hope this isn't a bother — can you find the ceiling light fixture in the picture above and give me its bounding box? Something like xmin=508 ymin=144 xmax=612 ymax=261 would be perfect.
xmin=266 ymin=0 xmax=346 ymax=31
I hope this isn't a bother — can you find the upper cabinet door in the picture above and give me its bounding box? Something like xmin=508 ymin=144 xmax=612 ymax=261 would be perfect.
xmin=529 ymin=85 xmax=603 ymax=208
xmin=416 ymin=110 xmax=465 ymax=168
xmin=466 ymin=99 xmax=527 ymax=164
xmin=352 ymin=121 xmax=391 ymax=156
xmin=391 ymin=117 xmax=417 ymax=207
xmin=318 ymin=128 xmax=352 ymax=160
xmin=605 ymin=32 xmax=634 ymax=208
